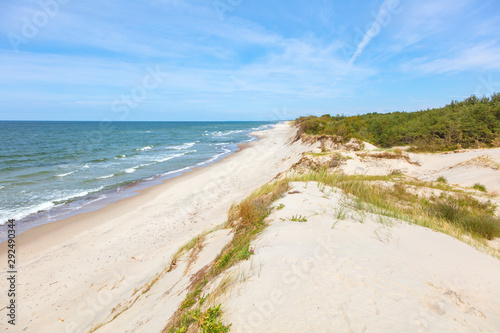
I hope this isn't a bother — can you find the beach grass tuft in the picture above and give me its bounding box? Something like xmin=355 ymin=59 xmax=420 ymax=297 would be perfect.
xmin=436 ymin=176 xmax=447 ymax=183
xmin=290 ymin=215 xmax=308 ymax=222
xmin=473 ymin=183 xmax=487 ymax=192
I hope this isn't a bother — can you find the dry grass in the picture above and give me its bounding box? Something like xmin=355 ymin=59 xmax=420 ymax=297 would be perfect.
xmin=205 ymin=273 xmax=237 ymax=307
xmin=455 ymin=155 xmax=500 ymax=170
xmin=492 ymin=137 xmax=500 ymax=147
xmin=168 ymin=231 xmax=208 ymax=273
xmin=357 ymin=151 xmax=420 ymax=165
xmin=290 ymin=152 xmax=350 ymax=172
xmin=292 ymin=169 xmax=500 ymax=250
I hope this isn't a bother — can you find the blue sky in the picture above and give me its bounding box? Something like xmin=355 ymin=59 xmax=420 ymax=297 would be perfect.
xmin=0 ymin=0 xmax=499 ymax=121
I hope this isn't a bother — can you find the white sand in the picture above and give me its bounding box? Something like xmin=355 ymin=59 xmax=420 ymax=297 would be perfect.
xmin=223 ymin=182 xmax=500 ymax=332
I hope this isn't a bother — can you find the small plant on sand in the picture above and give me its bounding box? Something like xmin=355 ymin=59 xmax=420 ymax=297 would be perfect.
xmin=237 ymin=245 xmax=255 ymax=261
xmin=393 ymin=148 xmax=403 ymax=155
xmin=472 ymin=183 xmax=487 ymax=192
xmin=171 ymin=303 xmax=230 ymax=333
xmin=334 ymin=205 xmax=348 ymax=220
xmin=436 ymin=176 xmax=447 ymax=183
xmin=353 ymin=210 xmax=367 ymax=223
xmin=290 ymin=215 xmax=308 ymax=222
xmin=374 ymin=216 xmax=394 ymax=243
xmin=276 ymin=203 xmax=285 ymax=210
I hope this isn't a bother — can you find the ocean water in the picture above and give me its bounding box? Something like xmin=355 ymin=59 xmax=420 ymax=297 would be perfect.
xmin=0 ymin=121 xmax=276 ymax=228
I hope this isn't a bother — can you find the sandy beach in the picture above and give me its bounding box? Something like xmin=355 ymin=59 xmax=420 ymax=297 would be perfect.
xmin=1 ymin=122 xmax=500 ymax=332
xmin=0 ymin=123 xmax=309 ymax=332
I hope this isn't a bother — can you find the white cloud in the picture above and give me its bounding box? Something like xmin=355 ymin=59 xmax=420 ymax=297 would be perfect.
xmin=405 ymin=43 xmax=500 ymax=74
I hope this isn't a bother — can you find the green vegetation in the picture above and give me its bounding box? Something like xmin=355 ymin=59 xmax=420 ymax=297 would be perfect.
xmin=473 ymin=183 xmax=487 ymax=192
xmin=290 ymin=215 xmax=308 ymax=222
xmin=172 ymin=304 xmax=229 ymax=333
xmin=436 ymin=176 xmax=447 ymax=183
xmin=276 ymin=203 xmax=285 ymax=210
xmin=334 ymin=205 xmax=348 ymax=220
xmin=427 ymin=196 xmax=498 ymax=239
xmin=295 ymin=94 xmax=500 ymax=152
xmin=173 ymin=292 xmax=230 ymax=333
xmin=306 ymin=151 xmax=334 ymax=157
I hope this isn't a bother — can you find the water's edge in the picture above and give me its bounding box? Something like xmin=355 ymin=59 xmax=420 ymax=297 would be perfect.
xmin=0 ymin=130 xmax=265 ymax=243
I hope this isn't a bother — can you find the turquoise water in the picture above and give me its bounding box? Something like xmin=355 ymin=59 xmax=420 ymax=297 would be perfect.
xmin=0 ymin=121 xmax=276 ymax=226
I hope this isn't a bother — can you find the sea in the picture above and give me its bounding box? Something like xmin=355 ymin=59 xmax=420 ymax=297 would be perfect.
xmin=0 ymin=121 xmax=277 ymax=238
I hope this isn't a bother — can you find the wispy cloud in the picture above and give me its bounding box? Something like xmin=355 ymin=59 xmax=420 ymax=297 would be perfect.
xmin=0 ymin=0 xmax=376 ymax=108
xmin=349 ymin=0 xmax=398 ymax=65
xmin=387 ymin=0 xmax=473 ymax=53
xmin=405 ymin=43 xmax=500 ymax=74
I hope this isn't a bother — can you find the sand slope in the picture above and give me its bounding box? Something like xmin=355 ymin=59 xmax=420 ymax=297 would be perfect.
xmin=223 ymin=182 xmax=500 ymax=332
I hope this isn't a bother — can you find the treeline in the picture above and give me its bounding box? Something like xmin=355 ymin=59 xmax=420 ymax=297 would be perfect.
xmin=295 ymin=93 xmax=500 ymax=151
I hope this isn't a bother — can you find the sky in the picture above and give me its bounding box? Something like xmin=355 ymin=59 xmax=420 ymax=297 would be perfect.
xmin=0 ymin=0 xmax=499 ymax=121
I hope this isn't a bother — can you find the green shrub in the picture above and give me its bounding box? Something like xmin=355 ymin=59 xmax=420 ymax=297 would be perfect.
xmin=294 ymin=93 xmax=500 ymax=152
xmin=436 ymin=176 xmax=447 ymax=183
xmin=472 ymin=183 xmax=487 ymax=192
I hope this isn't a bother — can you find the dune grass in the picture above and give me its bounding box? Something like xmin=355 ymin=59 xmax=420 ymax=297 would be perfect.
xmin=289 ymin=215 xmax=308 ymax=222
xmin=473 ymin=183 xmax=487 ymax=192
xmin=436 ymin=176 xmax=447 ymax=183
xmin=94 ymin=168 xmax=500 ymax=333
xmin=292 ymin=169 xmax=500 ymax=241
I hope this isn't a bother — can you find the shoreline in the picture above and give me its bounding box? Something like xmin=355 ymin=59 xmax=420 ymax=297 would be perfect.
xmin=9 ymin=134 xmax=258 ymax=247
xmin=0 ymin=122 xmax=310 ymax=332
xmin=0 ymin=130 xmax=262 ymax=243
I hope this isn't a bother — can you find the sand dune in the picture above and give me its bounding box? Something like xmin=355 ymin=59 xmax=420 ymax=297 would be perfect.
xmin=222 ymin=182 xmax=500 ymax=332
